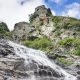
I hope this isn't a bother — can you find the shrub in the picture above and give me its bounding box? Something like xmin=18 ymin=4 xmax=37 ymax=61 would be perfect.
xmin=59 ymin=38 xmax=80 ymax=56
xmin=73 ymin=46 xmax=80 ymax=56
xmin=23 ymin=37 xmax=53 ymax=52
xmin=29 ymin=13 xmax=39 ymax=23
xmin=0 ymin=27 xmax=6 ymax=34
xmin=57 ymin=57 xmax=73 ymax=66
xmin=59 ymin=38 xmax=75 ymax=47
xmin=52 ymin=16 xmax=80 ymax=30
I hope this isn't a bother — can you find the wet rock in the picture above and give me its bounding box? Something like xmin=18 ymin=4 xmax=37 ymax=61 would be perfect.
xmin=77 ymin=71 xmax=80 ymax=74
xmin=77 ymin=75 xmax=80 ymax=80
xmin=0 ymin=39 xmax=77 ymax=80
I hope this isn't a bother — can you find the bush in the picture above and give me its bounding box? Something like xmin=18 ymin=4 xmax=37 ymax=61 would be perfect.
xmin=52 ymin=16 xmax=80 ymax=30
xmin=63 ymin=20 xmax=80 ymax=30
xmin=29 ymin=13 xmax=39 ymax=23
xmin=57 ymin=57 xmax=73 ymax=65
xmin=23 ymin=37 xmax=53 ymax=52
xmin=0 ymin=27 xmax=6 ymax=34
xmin=59 ymin=38 xmax=75 ymax=47
xmin=59 ymin=38 xmax=80 ymax=56
xmin=73 ymin=46 xmax=80 ymax=56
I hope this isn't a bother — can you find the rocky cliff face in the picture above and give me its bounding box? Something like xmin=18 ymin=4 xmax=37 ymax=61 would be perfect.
xmin=13 ymin=22 xmax=36 ymax=42
xmin=0 ymin=5 xmax=80 ymax=80
xmin=0 ymin=39 xmax=79 ymax=80
xmin=13 ymin=5 xmax=54 ymax=42
xmin=30 ymin=5 xmax=52 ymax=27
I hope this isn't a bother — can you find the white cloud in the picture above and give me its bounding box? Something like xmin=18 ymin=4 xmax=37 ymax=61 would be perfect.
xmin=49 ymin=0 xmax=67 ymax=4
xmin=50 ymin=0 xmax=62 ymax=4
xmin=62 ymin=2 xmax=80 ymax=19
xmin=51 ymin=10 xmax=56 ymax=16
xmin=0 ymin=0 xmax=45 ymax=31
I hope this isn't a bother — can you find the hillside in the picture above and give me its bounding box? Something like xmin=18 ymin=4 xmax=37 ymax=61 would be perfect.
xmin=0 ymin=5 xmax=80 ymax=79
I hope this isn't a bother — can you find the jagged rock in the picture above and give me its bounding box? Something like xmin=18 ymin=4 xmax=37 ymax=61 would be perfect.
xmin=13 ymin=11 xmax=54 ymax=41
xmin=13 ymin=22 xmax=36 ymax=42
xmin=30 ymin=5 xmax=52 ymax=27
xmin=0 ymin=39 xmax=64 ymax=80
xmin=0 ymin=39 xmax=77 ymax=80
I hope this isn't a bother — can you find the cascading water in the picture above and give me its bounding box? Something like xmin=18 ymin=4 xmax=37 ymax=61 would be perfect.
xmin=8 ymin=41 xmax=77 ymax=80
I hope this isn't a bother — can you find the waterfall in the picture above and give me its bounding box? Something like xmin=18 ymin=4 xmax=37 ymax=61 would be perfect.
xmin=8 ymin=41 xmax=77 ymax=80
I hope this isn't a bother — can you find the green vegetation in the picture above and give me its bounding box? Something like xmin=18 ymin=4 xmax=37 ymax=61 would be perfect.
xmin=0 ymin=22 xmax=9 ymax=32
xmin=0 ymin=26 xmax=7 ymax=38
xmin=5 ymin=32 xmax=13 ymax=39
xmin=54 ymin=30 xmax=63 ymax=37
xmin=46 ymin=8 xmax=52 ymax=17
xmin=52 ymin=16 xmax=80 ymax=30
xmin=59 ymin=38 xmax=80 ymax=56
xmin=59 ymin=38 xmax=80 ymax=47
xmin=22 ymin=37 xmax=53 ymax=52
xmin=57 ymin=57 xmax=73 ymax=66
xmin=0 ymin=23 xmax=12 ymax=39
xmin=59 ymin=38 xmax=75 ymax=47
xmin=0 ymin=27 xmax=6 ymax=34
xmin=73 ymin=46 xmax=80 ymax=56
xmin=29 ymin=13 xmax=39 ymax=23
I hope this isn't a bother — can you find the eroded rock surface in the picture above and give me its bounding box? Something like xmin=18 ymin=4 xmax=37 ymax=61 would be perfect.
xmin=0 ymin=39 xmax=78 ymax=80
xmin=0 ymin=39 xmax=62 ymax=80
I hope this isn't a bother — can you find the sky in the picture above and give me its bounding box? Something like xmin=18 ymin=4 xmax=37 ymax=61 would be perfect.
xmin=0 ymin=0 xmax=80 ymax=31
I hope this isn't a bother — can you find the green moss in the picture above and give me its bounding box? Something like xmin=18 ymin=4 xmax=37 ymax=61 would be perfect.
xmin=22 ymin=37 xmax=53 ymax=52
xmin=57 ymin=57 xmax=73 ymax=66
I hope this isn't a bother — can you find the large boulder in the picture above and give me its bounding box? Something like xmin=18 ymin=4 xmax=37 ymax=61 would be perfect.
xmin=13 ymin=22 xmax=36 ymax=42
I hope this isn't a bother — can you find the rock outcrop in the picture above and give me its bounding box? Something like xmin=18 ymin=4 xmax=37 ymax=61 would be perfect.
xmin=12 ymin=5 xmax=54 ymax=42
xmin=13 ymin=22 xmax=36 ymax=42
xmin=30 ymin=5 xmax=52 ymax=27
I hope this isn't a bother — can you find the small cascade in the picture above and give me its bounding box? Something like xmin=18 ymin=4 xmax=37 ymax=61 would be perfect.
xmin=8 ymin=41 xmax=77 ymax=80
